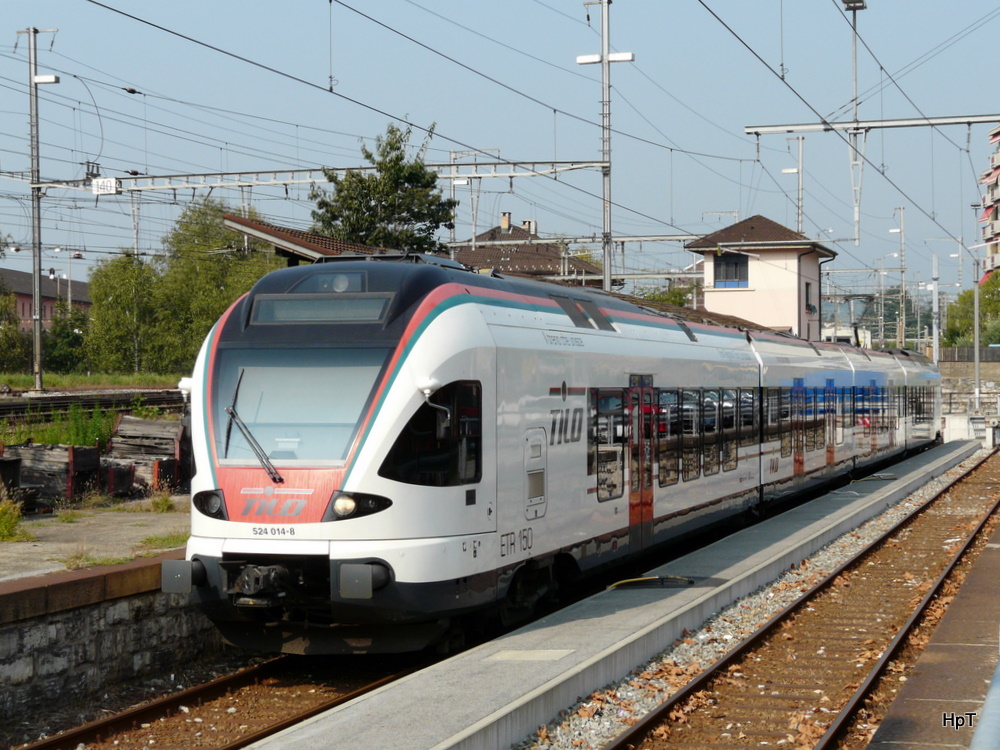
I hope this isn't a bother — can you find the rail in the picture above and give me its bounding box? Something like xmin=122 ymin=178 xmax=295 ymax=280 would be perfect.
xmin=604 ymin=449 xmax=1000 ymax=749
xmin=0 ymin=389 xmax=185 ymax=423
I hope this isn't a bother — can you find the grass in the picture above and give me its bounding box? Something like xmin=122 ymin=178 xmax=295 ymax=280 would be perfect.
xmin=0 ymin=373 xmax=182 ymax=391
xmin=60 ymin=530 xmax=189 ymax=568
xmin=138 ymin=530 xmax=189 ymax=552
xmin=61 ymin=545 xmax=133 ymax=569
xmin=0 ymin=370 xmax=184 ymax=449
xmin=148 ymin=492 xmax=178 ymax=513
xmin=0 ymin=404 xmax=119 ymax=451
xmin=0 ymin=494 xmax=35 ymax=542
xmin=59 ymin=526 xmax=189 ymax=569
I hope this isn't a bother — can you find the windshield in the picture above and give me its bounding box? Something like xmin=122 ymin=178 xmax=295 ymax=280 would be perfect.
xmin=212 ymin=347 xmax=390 ymax=464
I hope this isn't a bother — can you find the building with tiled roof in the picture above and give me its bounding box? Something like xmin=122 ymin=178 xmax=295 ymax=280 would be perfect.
xmin=224 ymin=212 xmax=605 ymax=283
xmin=451 ymin=213 xmax=603 ymax=283
xmin=686 ymin=215 xmax=836 ymax=341
xmin=222 ymin=214 xmax=388 ymax=264
xmin=0 ymin=267 xmax=91 ymax=332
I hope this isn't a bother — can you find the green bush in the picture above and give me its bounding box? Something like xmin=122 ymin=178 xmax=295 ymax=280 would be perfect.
xmin=0 ymin=405 xmax=117 ymax=451
xmin=0 ymin=495 xmax=33 ymax=542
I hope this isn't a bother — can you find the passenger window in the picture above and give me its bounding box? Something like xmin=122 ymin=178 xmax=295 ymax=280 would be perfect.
xmin=703 ymin=389 xmax=720 ymax=476
xmin=738 ymin=388 xmax=757 ymax=447
xmin=379 ymin=381 xmax=482 ymax=486
xmin=657 ymin=389 xmax=679 ymax=486
xmin=589 ymin=388 xmax=625 ymax=501
xmin=681 ymin=389 xmax=701 ymax=481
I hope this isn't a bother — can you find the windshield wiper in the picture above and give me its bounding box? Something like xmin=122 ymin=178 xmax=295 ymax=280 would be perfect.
xmin=223 ymin=369 xmax=245 ymax=459
xmin=224 ymin=405 xmax=284 ymax=484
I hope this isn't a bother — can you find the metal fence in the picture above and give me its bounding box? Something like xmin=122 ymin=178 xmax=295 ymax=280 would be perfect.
xmin=942 ymin=392 xmax=1000 ymax=415
xmin=940 ymin=347 xmax=1000 ymax=362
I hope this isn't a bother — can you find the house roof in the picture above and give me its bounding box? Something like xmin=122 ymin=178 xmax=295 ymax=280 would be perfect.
xmin=0 ymin=267 xmax=90 ymax=304
xmin=224 ymin=213 xmax=605 ymax=279
xmin=222 ymin=214 xmax=389 ymax=261
xmin=685 ymin=214 xmax=836 ymax=258
xmin=452 ymin=224 xmax=603 ymax=277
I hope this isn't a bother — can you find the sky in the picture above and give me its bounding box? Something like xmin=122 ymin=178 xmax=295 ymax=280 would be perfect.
xmin=1 ymin=0 xmax=997 ymax=307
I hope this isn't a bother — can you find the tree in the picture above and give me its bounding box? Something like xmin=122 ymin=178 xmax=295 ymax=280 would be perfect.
xmin=0 ymin=280 xmax=30 ymax=373
xmin=943 ymin=274 xmax=1000 ymax=346
xmin=44 ymin=298 xmax=89 ymax=374
xmin=635 ymin=284 xmax=697 ymax=308
xmin=310 ymin=122 xmax=458 ymax=253
xmin=84 ymin=254 xmax=158 ymax=373
xmin=149 ymin=198 xmax=282 ymax=373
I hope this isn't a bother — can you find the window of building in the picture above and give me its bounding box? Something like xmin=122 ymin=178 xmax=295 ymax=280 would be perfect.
xmin=714 ymin=253 xmax=749 ymax=288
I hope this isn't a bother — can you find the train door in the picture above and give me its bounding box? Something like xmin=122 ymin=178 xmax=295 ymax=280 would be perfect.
xmin=523 ymin=428 xmax=547 ymax=520
xmin=628 ymin=376 xmax=655 ymax=551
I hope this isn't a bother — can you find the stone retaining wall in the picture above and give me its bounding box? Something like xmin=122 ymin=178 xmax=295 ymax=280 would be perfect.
xmin=0 ymin=553 xmax=221 ymax=715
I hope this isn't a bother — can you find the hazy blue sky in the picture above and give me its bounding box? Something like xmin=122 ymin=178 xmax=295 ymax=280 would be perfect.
xmin=1 ymin=1 xmax=996 ymax=298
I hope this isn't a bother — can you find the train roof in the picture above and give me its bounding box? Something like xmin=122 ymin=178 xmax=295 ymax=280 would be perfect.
xmin=242 ymin=253 xmax=928 ymax=364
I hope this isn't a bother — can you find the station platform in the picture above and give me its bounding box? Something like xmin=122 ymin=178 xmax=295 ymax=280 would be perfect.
xmin=249 ymin=441 xmax=981 ymax=750
xmin=870 ymin=508 xmax=1000 ymax=749
xmin=0 ymin=498 xmax=190 ymax=583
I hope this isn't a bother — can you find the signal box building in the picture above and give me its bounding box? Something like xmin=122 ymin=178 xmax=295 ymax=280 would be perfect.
xmin=686 ymin=215 xmax=836 ymax=342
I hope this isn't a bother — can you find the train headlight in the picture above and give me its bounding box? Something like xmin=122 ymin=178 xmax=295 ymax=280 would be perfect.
xmin=193 ymin=489 xmax=228 ymax=520
xmin=333 ymin=495 xmax=357 ymax=517
xmin=322 ymin=491 xmax=392 ymax=522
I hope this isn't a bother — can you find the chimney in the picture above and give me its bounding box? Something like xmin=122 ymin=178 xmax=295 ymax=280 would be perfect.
xmin=521 ymin=219 xmax=537 ymax=235
xmin=500 ymin=212 xmax=511 ymax=231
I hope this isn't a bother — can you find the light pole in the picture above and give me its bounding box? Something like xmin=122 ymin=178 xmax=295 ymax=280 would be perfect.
xmin=876 ymin=252 xmax=898 ymax=348
xmin=576 ymin=0 xmax=633 ymax=292
xmin=53 ymin=247 xmax=83 ymax=307
xmin=890 ymin=208 xmax=906 ymax=347
xmin=782 ymin=136 xmax=804 ymax=234
xmin=963 ymin=242 xmax=990 ymax=411
xmin=21 ymin=26 xmax=59 ymax=392
xmin=842 ymin=0 xmax=867 ymax=245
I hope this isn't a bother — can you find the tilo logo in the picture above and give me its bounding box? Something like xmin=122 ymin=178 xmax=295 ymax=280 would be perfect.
xmin=240 ymin=486 xmax=313 ymax=517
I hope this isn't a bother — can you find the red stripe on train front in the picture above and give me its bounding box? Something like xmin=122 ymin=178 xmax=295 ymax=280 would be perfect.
xmin=217 ymin=466 xmax=345 ymax=524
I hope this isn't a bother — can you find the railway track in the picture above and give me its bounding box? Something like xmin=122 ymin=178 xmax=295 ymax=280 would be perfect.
xmin=604 ymin=449 xmax=1000 ymax=750
xmin=0 ymin=389 xmax=185 ymax=423
xmin=16 ymin=653 xmax=428 ymax=750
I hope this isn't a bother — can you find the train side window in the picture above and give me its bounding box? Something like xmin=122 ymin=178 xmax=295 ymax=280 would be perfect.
xmin=780 ymin=388 xmax=792 ymax=458
xmin=681 ymin=389 xmax=701 ymax=481
xmin=590 ymin=388 xmax=625 ymax=501
xmin=835 ymin=388 xmax=847 ymax=445
xmin=721 ymin=389 xmax=738 ymax=471
xmin=702 ymin=389 xmax=720 ymax=476
xmin=763 ymin=388 xmax=779 ymax=442
xmin=738 ymin=388 xmax=757 ymax=446
xmin=379 ymin=381 xmax=482 ymax=487
xmin=657 ymin=389 xmax=679 ymax=486
xmin=804 ymin=389 xmax=816 ymax=452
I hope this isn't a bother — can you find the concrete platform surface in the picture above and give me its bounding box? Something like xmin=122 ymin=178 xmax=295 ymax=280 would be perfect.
xmin=0 ymin=497 xmax=190 ymax=583
xmin=250 ymin=441 xmax=980 ymax=750
xmin=871 ymin=521 xmax=1000 ymax=749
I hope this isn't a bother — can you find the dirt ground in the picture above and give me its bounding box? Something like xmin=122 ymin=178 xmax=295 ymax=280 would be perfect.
xmin=0 ymin=496 xmax=190 ymax=582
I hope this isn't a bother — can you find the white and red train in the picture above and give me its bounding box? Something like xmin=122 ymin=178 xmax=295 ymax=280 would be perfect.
xmin=162 ymin=254 xmax=941 ymax=654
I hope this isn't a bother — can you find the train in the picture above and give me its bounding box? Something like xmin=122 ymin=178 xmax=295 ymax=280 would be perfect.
xmin=162 ymin=253 xmax=942 ymax=654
